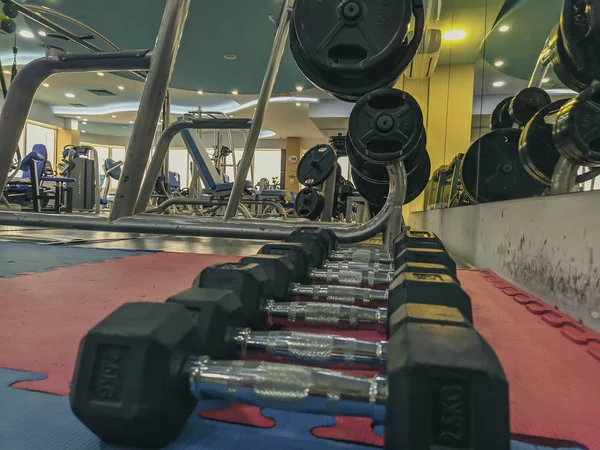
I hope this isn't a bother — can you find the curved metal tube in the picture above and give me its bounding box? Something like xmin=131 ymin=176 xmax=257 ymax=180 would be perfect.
xmin=550 ymin=156 xmax=580 ymax=195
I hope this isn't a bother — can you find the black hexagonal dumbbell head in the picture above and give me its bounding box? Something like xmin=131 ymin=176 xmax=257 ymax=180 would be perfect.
xmin=240 ymin=255 xmax=295 ymax=302
xmin=166 ymin=288 xmax=246 ymax=359
xmin=387 ymin=272 xmax=473 ymax=336
xmin=394 ymin=230 xmax=445 ymax=256
xmin=259 ymin=242 xmax=312 ymax=282
xmin=286 ymin=227 xmax=339 ymax=254
xmin=284 ymin=232 xmax=327 ymax=267
xmin=395 ymin=247 xmax=457 ymax=280
xmin=386 ymin=303 xmax=509 ymax=449
xmin=194 ymin=262 xmax=270 ymax=330
xmin=70 ymin=302 xmax=200 ymax=448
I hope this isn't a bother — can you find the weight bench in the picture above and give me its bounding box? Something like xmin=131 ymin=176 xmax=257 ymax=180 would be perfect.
xmin=4 ymin=144 xmax=75 ymax=213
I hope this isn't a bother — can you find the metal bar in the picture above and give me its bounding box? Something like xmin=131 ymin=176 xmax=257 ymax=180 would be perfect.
xmin=550 ymin=156 xmax=580 ymax=195
xmin=0 ymin=51 xmax=153 ymax=191
xmin=320 ymin=164 xmax=338 ymax=222
xmin=223 ymin=0 xmax=295 ymax=219
xmin=110 ymin=0 xmax=190 ymax=221
xmin=383 ymin=162 xmax=407 ymax=251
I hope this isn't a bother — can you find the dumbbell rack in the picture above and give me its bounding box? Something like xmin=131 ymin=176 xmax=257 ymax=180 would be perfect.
xmin=528 ymin=24 xmax=600 ymax=194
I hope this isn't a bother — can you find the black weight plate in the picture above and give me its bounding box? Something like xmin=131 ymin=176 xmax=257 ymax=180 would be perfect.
xmin=289 ymin=0 xmax=425 ymax=102
xmin=348 ymin=88 xmax=424 ymax=164
xmin=3 ymin=3 xmax=18 ymax=18
xmin=405 ymin=140 xmax=431 ymax=204
xmin=553 ymin=83 xmax=600 ymax=167
xmin=461 ymin=129 xmax=547 ymax=203
xmin=292 ymin=0 xmax=411 ymax=75
xmin=346 ymin=133 xmax=389 ymax=183
xmin=550 ymin=29 xmax=594 ymax=93
xmin=0 ymin=18 xmax=15 ymax=34
xmin=518 ymin=99 xmax=570 ymax=185
xmin=561 ymin=0 xmax=600 ymax=79
xmin=509 ymin=87 xmax=552 ymax=127
xmin=490 ymin=97 xmax=515 ymax=130
xmin=351 ymin=167 xmax=388 ymax=208
xmin=297 ymin=144 xmax=337 ymax=187
xmin=295 ymin=187 xmax=325 ymax=220
xmin=330 ymin=133 xmax=347 ymax=156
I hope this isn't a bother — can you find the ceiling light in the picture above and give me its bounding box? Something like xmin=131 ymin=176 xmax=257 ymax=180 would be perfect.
xmin=231 ymin=90 xmax=238 ymax=95
xmin=296 ymin=103 xmax=301 ymax=106
xmin=499 ymin=25 xmax=510 ymax=32
xmin=494 ymin=60 xmax=504 ymax=68
xmin=224 ymin=54 xmax=237 ymax=60
xmin=493 ymin=81 xmax=506 ymax=87
xmin=81 ymin=130 xmax=86 ymax=133
xmin=129 ymin=120 xmax=134 ymax=124
xmin=65 ymin=93 xmax=75 ymax=98
xmin=197 ymin=90 xmax=204 ymax=95
xmin=118 ymin=85 xmax=125 ymax=91
xmin=443 ymin=30 xmax=466 ymax=41
xmin=542 ymin=77 xmax=550 ymax=83
xmin=42 ymin=83 xmax=50 ymax=88
xmin=19 ymin=30 xmax=35 ymax=39
xmin=76 ymin=116 xmax=81 ymax=119
xmin=112 ymin=115 xmax=117 ymax=118
xmin=38 ymin=31 xmax=47 ymax=37
xmin=97 ymin=72 xmax=105 ymax=77
xmin=296 ymin=86 xmax=303 ymax=92
xmin=3 ymin=70 xmax=9 ymax=75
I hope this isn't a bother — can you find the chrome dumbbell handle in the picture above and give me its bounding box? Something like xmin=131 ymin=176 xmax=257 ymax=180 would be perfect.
xmin=309 ymin=268 xmax=393 ymax=288
xmin=322 ymin=260 xmax=394 ymax=273
xmin=289 ymin=283 xmax=388 ymax=307
xmin=188 ymin=358 xmax=386 ymax=423
xmin=328 ymin=249 xmax=393 ymax=264
xmin=234 ymin=328 xmax=386 ymax=372
xmin=263 ymin=301 xmax=388 ymax=334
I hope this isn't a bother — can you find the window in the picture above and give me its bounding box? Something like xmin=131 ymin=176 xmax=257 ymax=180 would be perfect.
xmin=25 ymin=123 xmax=56 ymax=168
xmin=111 ymin=147 xmax=126 ymax=163
xmin=168 ymin=149 xmax=190 ymax=188
xmin=253 ymin=150 xmax=282 ymax=188
xmin=94 ymin=147 xmax=109 ymax=169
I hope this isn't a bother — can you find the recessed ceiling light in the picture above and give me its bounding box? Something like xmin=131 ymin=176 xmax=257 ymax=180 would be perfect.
xmin=197 ymin=90 xmax=204 ymax=95
xmin=296 ymin=103 xmax=301 ymax=106
xmin=112 ymin=115 xmax=117 ymax=118
xmin=224 ymin=54 xmax=237 ymax=60
xmin=542 ymin=77 xmax=550 ymax=83
xmin=97 ymin=72 xmax=105 ymax=77
xmin=129 ymin=120 xmax=134 ymax=124
xmin=494 ymin=60 xmax=504 ymax=68
xmin=443 ymin=30 xmax=466 ymax=41
xmin=42 ymin=83 xmax=50 ymax=88
xmin=493 ymin=81 xmax=506 ymax=87
xmin=76 ymin=116 xmax=81 ymax=119
xmin=296 ymin=86 xmax=303 ymax=92
xmin=499 ymin=25 xmax=510 ymax=32
xmin=231 ymin=90 xmax=239 ymax=95
xmin=38 ymin=30 xmax=47 ymax=37
xmin=3 ymin=70 xmax=9 ymax=75
xmin=19 ymin=30 xmax=35 ymax=39
xmin=65 ymin=93 xmax=75 ymax=98
xmin=81 ymin=130 xmax=86 ymax=133
xmin=118 ymin=85 xmax=125 ymax=91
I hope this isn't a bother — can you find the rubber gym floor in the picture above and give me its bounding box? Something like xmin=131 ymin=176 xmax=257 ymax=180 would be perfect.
xmin=0 ymin=226 xmax=597 ymax=450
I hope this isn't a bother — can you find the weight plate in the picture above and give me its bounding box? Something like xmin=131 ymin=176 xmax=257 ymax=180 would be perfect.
xmin=292 ymin=0 xmax=411 ymax=75
xmin=518 ymin=99 xmax=570 ymax=185
xmin=289 ymin=0 xmax=425 ymax=102
xmin=509 ymin=88 xmax=552 ymax=127
xmin=405 ymin=139 xmax=431 ymax=204
xmin=553 ymin=83 xmax=600 ymax=167
xmin=461 ymin=129 xmax=547 ymax=203
xmin=297 ymin=144 xmax=337 ymax=187
xmin=348 ymin=88 xmax=424 ymax=164
xmin=0 ymin=18 xmax=15 ymax=34
xmin=550 ymin=29 xmax=594 ymax=93
xmin=561 ymin=0 xmax=600 ymax=79
xmin=3 ymin=3 xmax=18 ymax=18
xmin=295 ymin=187 xmax=325 ymax=220
xmin=490 ymin=97 xmax=515 ymax=130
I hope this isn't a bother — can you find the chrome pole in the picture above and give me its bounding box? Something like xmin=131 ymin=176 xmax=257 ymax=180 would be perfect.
xmin=550 ymin=156 xmax=579 ymax=194
xmin=223 ymin=0 xmax=296 ymax=219
xmin=110 ymin=0 xmax=190 ymax=221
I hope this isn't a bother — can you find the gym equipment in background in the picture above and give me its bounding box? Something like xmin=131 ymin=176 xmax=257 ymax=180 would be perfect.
xmin=489 ymin=88 xmax=552 ymax=130
xmin=60 ymin=145 xmax=101 ymax=213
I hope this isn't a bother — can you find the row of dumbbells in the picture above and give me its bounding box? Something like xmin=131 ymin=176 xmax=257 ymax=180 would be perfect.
xmin=70 ymin=229 xmax=510 ymax=449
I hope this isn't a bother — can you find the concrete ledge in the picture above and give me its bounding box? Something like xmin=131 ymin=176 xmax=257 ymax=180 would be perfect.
xmin=409 ymin=191 xmax=600 ymax=333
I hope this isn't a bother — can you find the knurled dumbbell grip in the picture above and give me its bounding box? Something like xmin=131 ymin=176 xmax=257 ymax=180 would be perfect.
xmin=188 ymin=358 xmax=387 ymax=422
xmin=264 ymin=301 xmax=388 ymax=334
xmin=309 ymin=268 xmax=392 ymax=288
xmin=234 ymin=328 xmax=387 ymax=371
xmin=322 ymin=260 xmax=394 ymax=273
xmin=289 ymin=283 xmax=388 ymax=307
xmin=328 ymin=249 xmax=393 ymax=264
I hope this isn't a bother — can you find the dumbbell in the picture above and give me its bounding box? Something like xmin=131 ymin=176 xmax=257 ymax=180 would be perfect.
xmin=196 ymin=256 xmax=473 ymax=332
xmin=166 ymin=287 xmax=386 ymax=372
xmin=195 ymin=261 xmax=388 ymax=333
xmin=70 ymin=301 xmax=510 ymax=449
